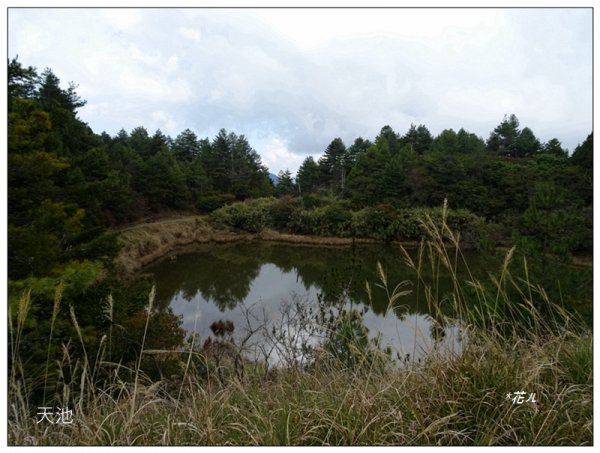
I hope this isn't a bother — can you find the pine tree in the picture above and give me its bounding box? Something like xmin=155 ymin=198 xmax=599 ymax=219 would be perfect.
xmin=401 ymin=124 xmax=433 ymax=154
xmin=318 ymin=137 xmax=347 ymax=192
xmin=172 ymin=128 xmax=201 ymax=161
xmin=296 ymin=156 xmax=321 ymax=194
xmin=275 ymin=169 xmax=296 ymax=196
xmin=487 ymin=114 xmax=520 ymax=156
xmin=515 ymin=127 xmax=541 ymax=157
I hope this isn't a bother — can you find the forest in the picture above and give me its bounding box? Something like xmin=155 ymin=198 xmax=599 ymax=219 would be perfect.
xmin=7 ymin=57 xmax=593 ymax=446
xmin=8 ymin=58 xmax=592 ymax=281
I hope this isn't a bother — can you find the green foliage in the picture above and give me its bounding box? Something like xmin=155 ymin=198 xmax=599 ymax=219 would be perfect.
xmin=352 ymin=204 xmax=398 ymax=241
xmin=401 ymin=123 xmax=433 ymax=154
xmin=172 ymin=128 xmax=201 ymax=161
xmin=275 ymin=169 xmax=296 ymax=196
xmin=296 ymin=156 xmax=321 ymax=194
xmin=516 ymin=183 xmax=581 ymax=260
xmin=487 ymin=113 xmax=520 ymax=156
xmin=8 ymin=57 xmax=40 ymax=101
xmin=8 ymin=200 xmax=86 ymax=278
xmin=542 ymin=138 xmax=567 ymax=157
xmin=138 ymin=149 xmax=190 ymax=210
xmin=323 ymin=308 xmax=389 ymax=370
xmin=201 ymin=129 xmax=273 ymax=199
xmin=62 ymin=230 xmax=121 ymax=264
xmin=318 ymin=137 xmax=348 ymax=192
xmin=320 ymin=204 xmax=354 ymax=236
xmin=8 ymin=58 xmax=132 ymax=281
xmin=268 ymin=196 xmax=301 ymax=230
xmin=209 ymin=198 xmax=275 ymax=233
xmin=6 ymin=57 xmax=593 ymax=444
xmin=196 ymin=193 xmax=237 ymax=213
xmin=8 ymin=260 xmax=105 ymax=302
xmin=570 ymin=132 xmax=592 ymax=168
xmin=209 ymin=197 xmax=486 ymax=247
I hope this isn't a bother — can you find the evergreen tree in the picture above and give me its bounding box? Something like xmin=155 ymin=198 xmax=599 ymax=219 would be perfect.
xmin=542 ymin=138 xmax=567 ymax=157
xmin=183 ymin=157 xmax=210 ymax=203
xmin=275 ymin=169 xmax=296 ymax=196
xmin=374 ymin=125 xmax=402 ymax=155
xmin=487 ymin=114 xmax=520 ymax=156
xmin=138 ymin=149 xmax=190 ymax=210
xmin=318 ymin=137 xmax=347 ymax=192
xmin=202 ymin=128 xmax=232 ymax=193
xmin=401 ymin=124 xmax=433 ymax=154
xmin=514 ymin=127 xmax=541 ymax=157
xmin=36 ymin=68 xmax=86 ymax=113
xmin=129 ymin=126 xmax=152 ymax=157
xmin=345 ymin=137 xmax=372 ymax=177
xmin=8 ymin=63 xmax=95 ymax=278
xmin=172 ymin=128 xmax=201 ymax=162
xmin=570 ymin=133 xmax=592 ymax=168
xmin=8 ymin=57 xmax=39 ymax=102
xmin=296 ymin=156 xmax=321 ymax=194
xmin=431 ymin=129 xmax=459 ymax=154
xmin=201 ymin=129 xmax=271 ymax=199
xmin=150 ymin=129 xmax=172 ymax=155
xmin=570 ymin=133 xmax=593 ymax=206
xmin=229 ymin=133 xmax=271 ymax=199
xmin=456 ymin=128 xmax=486 ymax=154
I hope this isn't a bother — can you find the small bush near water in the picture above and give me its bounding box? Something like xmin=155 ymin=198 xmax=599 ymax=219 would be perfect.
xmin=8 ymin=209 xmax=591 ymax=445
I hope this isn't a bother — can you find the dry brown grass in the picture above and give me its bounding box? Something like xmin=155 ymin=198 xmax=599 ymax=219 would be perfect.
xmin=115 ymin=216 xmax=245 ymax=274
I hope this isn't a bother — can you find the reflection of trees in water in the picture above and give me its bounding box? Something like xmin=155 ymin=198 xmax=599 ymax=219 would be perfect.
xmin=150 ymin=244 xmax=262 ymax=311
xmin=260 ymin=244 xmax=398 ymax=314
xmin=148 ymin=242 xmax=468 ymax=317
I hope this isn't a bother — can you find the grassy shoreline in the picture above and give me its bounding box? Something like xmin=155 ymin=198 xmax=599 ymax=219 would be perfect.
xmin=115 ymin=215 xmax=419 ymax=275
xmin=116 ymin=214 xmax=593 ymax=276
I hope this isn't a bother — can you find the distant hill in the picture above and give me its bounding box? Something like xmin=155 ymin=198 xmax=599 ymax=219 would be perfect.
xmin=269 ymin=172 xmax=279 ymax=184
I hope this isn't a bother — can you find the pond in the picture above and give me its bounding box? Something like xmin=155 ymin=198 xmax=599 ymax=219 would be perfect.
xmin=146 ymin=241 xmax=490 ymax=364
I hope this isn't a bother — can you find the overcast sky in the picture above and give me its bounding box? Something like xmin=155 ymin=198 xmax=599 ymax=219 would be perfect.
xmin=8 ymin=8 xmax=592 ymax=174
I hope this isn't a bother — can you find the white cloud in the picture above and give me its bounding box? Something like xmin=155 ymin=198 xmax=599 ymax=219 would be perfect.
xmin=257 ymin=137 xmax=307 ymax=176
xmin=7 ymin=8 xmax=592 ymax=165
xmin=178 ymin=26 xmax=202 ymax=43
xmin=149 ymin=110 xmax=178 ymax=136
xmin=252 ymin=9 xmax=503 ymax=50
xmin=99 ymin=9 xmax=142 ymax=33
xmin=118 ymin=71 xmax=193 ymax=103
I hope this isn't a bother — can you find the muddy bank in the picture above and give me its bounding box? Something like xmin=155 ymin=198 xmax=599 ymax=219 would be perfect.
xmin=115 ymin=216 xmax=418 ymax=275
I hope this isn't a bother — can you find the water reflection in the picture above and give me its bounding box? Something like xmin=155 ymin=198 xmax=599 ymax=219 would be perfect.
xmin=146 ymin=242 xmax=473 ymax=361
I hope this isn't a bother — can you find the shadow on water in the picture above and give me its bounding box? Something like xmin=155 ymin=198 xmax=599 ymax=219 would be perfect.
xmin=145 ymin=242 xmax=488 ymax=362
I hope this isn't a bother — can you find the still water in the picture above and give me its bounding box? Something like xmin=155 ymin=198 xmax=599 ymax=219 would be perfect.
xmin=146 ymin=242 xmax=487 ymax=362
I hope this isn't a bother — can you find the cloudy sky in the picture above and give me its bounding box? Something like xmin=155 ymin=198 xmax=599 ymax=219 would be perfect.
xmin=8 ymin=7 xmax=592 ymax=174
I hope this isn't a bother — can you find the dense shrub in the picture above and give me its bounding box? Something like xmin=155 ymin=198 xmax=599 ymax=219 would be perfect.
xmin=321 ymin=204 xmax=353 ymax=237
xmin=288 ymin=208 xmax=323 ymax=235
xmin=298 ymin=193 xmax=325 ymax=210
xmin=210 ymin=197 xmax=486 ymax=247
xmin=196 ymin=193 xmax=236 ymax=213
xmin=209 ymin=197 xmax=274 ymax=232
xmin=352 ymin=204 xmax=399 ymax=242
xmin=268 ymin=196 xmax=300 ymax=231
